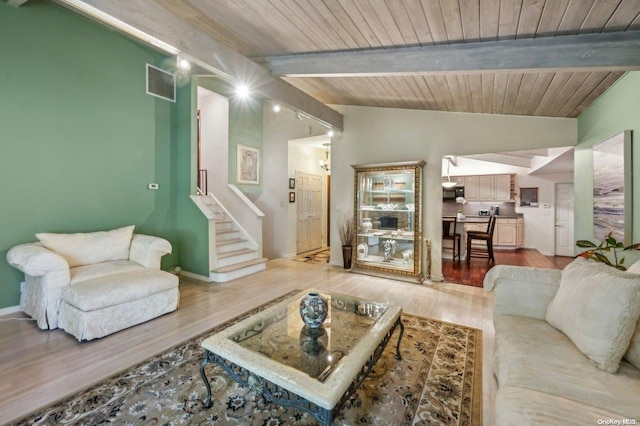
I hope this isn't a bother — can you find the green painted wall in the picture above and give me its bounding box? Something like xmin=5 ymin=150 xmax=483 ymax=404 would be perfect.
xmin=174 ymin=80 xmax=209 ymax=276
xmin=194 ymin=77 xmax=264 ymax=195
xmin=576 ymin=72 xmax=640 ymax=254
xmin=0 ymin=1 xmax=187 ymax=308
xmin=229 ymin=98 xmax=264 ymax=194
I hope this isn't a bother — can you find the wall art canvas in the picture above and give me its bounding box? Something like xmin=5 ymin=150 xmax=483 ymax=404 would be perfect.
xmin=592 ymin=130 xmax=632 ymax=244
xmin=237 ymin=144 xmax=260 ymax=185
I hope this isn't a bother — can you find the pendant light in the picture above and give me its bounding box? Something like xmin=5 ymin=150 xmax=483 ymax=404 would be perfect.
xmin=442 ymin=157 xmax=457 ymax=189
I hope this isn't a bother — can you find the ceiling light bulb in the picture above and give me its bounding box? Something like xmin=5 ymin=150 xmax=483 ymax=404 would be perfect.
xmin=327 ymin=130 xmax=334 ymax=137
xmin=178 ymin=58 xmax=191 ymax=70
xmin=236 ymin=84 xmax=250 ymax=98
xmin=273 ymin=103 xmax=281 ymax=112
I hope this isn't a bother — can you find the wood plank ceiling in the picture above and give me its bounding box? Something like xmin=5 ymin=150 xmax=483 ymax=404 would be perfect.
xmin=152 ymin=0 xmax=640 ymax=118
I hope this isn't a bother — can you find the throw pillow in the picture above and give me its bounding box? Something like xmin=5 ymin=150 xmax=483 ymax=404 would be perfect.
xmin=627 ymin=260 xmax=640 ymax=274
xmin=545 ymin=257 xmax=640 ymax=373
xmin=36 ymin=225 xmax=135 ymax=268
xmin=623 ymin=261 xmax=640 ymax=369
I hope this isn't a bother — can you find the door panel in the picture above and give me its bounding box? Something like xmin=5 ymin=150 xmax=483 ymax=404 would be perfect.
xmin=555 ymin=183 xmax=574 ymax=257
xmin=296 ymin=171 xmax=323 ymax=253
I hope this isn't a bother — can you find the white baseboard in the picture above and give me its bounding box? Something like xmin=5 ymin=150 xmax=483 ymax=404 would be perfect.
xmin=0 ymin=305 xmax=22 ymax=316
xmin=179 ymin=270 xmax=212 ymax=282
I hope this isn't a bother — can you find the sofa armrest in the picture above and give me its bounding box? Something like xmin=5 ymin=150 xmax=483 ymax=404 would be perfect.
xmin=129 ymin=234 xmax=172 ymax=269
xmin=484 ymin=265 xmax=562 ymax=321
xmin=7 ymin=243 xmax=70 ymax=276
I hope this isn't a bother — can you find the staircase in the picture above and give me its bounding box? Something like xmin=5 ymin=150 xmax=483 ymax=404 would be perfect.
xmin=191 ymin=194 xmax=267 ymax=283
xmin=211 ymin=218 xmax=267 ymax=282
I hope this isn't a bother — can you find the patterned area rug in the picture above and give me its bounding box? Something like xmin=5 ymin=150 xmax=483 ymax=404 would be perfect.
xmin=292 ymin=248 xmax=330 ymax=264
xmin=15 ymin=292 xmax=482 ymax=426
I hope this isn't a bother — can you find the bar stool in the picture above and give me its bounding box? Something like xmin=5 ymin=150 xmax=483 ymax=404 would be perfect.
xmin=442 ymin=216 xmax=461 ymax=261
xmin=466 ymin=215 xmax=497 ymax=263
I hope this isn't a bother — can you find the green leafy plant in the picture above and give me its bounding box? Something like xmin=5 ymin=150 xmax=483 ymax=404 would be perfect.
xmin=576 ymin=232 xmax=640 ymax=270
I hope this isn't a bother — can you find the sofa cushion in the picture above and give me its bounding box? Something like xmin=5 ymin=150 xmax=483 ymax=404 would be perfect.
xmin=70 ymin=260 xmax=144 ymax=284
xmin=495 ymin=386 xmax=632 ymax=426
xmin=494 ymin=315 xmax=640 ymax=419
xmin=36 ymin=225 xmax=135 ymax=268
xmin=545 ymin=258 xmax=640 ymax=373
xmin=61 ymin=270 xmax=178 ymax=311
xmin=625 ymin=261 xmax=640 ymax=369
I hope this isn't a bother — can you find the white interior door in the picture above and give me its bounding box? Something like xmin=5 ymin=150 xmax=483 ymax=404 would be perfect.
xmin=555 ymin=183 xmax=575 ymax=257
xmin=296 ymin=171 xmax=323 ymax=253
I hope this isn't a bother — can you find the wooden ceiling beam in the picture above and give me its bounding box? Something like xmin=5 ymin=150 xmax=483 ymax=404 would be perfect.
xmin=258 ymin=31 xmax=640 ymax=77
xmin=52 ymin=0 xmax=343 ymax=130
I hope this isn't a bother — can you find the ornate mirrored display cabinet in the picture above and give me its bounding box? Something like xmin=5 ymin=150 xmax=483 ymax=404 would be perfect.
xmin=352 ymin=161 xmax=426 ymax=282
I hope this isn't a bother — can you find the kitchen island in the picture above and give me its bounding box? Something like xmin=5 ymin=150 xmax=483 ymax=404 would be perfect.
xmin=443 ymin=215 xmax=524 ymax=260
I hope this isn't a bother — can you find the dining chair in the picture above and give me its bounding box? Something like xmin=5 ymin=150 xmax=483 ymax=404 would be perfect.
xmin=466 ymin=215 xmax=497 ymax=263
xmin=442 ymin=216 xmax=461 ymax=261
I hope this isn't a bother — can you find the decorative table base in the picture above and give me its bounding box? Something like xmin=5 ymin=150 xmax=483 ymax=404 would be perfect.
xmin=200 ymin=317 xmax=404 ymax=426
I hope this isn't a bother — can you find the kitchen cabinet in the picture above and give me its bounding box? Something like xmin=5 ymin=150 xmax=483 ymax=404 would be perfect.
xmin=516 ymin=218 xmax=524 ymax=246
xmin=464 ymin=217 xmax=524 ymax=250
xmin=494 ymin=175 xmax=512 ymax=201
xmin=495 ymin=217 xmax=524 ymax=248
xmin=464 ymin=176 xmax=479 ymax=200
xmin=450 ymin=174 xmax=513 ymax=201
xmin=353 ymin=160 xmax=426 ymax=283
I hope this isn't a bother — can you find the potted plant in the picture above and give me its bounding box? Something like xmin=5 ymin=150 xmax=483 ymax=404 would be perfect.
xmin=338 ymin=213 xmax=355 ymax=269
xmin=576 ymin=232 xmax=640 ymax=270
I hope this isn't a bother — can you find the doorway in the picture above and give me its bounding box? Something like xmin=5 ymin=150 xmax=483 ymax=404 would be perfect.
xmin=288 ymin=135 xmax=331 ymax=256
xmin=296 ymin=171 xmax=323 ymax=253
xmin=555 ymin=182 xmax=575 ymax=256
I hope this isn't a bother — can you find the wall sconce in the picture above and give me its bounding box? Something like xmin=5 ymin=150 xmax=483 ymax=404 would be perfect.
xmin=319 ymin=143 xmax=330 ymax=172
xmin=442 ymin=156 xmax=457 ymax=189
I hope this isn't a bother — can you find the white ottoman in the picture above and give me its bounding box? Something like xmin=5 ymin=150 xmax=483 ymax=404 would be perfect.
xmin=58 ymin=269 xmax=179 ymax=341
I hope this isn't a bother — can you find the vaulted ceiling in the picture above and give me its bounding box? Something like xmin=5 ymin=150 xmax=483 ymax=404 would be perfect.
xmin=150 ymin=0 xmax=640 ymax=118
xmin=54 ymin=0 xmax=640 ymax=121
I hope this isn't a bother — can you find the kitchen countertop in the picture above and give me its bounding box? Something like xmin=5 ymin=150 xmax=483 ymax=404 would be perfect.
xmin=443 ymin=214 xmax=523 ymax=223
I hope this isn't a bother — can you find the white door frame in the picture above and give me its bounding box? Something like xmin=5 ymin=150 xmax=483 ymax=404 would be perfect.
xmin=554 ymin=182 xmax=575 ymax=257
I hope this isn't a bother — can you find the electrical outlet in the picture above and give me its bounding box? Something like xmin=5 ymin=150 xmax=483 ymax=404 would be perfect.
xmin=148 ymin=183 xmax=159 ymax=190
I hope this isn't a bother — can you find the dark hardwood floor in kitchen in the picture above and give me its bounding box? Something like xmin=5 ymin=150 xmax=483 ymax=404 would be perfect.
xmin=442 ymin=249 xmax=574 ymax=287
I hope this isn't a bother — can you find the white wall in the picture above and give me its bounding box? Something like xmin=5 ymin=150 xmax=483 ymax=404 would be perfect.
xmin=259 ymin=103 xmax=330 ymax=259
xmin=446 ymin=156 xmax=573 ymax=255
xmin=287 ymin=135 xmax=330 ymax=256
xmin=328 ymin=105 xmax=577 ymax=281
xmin=261 ymin=104 xmax=576 ymax=278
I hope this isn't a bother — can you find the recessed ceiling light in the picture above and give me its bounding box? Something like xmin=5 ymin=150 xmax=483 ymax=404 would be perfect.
xmin=177 ymin=58 xmax=191 ymax=70
xmin=236 ymin=84 xmax=250 ymax=98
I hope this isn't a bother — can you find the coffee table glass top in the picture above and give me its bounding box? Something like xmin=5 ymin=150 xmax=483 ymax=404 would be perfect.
xmin=228 ymin=292 xmax=388 ymax=381
xmin=201 ymin=289 xmax=402 ymax=409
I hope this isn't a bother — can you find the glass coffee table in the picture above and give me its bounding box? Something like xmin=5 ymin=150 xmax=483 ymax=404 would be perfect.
xmin=200 ymin=289 xmax=404 ymax=425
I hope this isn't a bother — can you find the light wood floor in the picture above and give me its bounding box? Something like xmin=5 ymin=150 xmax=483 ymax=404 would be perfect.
xmin=0 ymin=258 xmax=495 ymax=425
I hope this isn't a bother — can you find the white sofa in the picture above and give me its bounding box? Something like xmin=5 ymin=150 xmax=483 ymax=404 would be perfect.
xmin=7 ymin=225 xmax=179 ymax=341
xmin=484 ymin=258 xmax=640 ymax=425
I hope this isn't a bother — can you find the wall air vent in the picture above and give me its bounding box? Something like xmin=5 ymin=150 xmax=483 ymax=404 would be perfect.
xmin=146 ymin=63 xmax=175 ymax=102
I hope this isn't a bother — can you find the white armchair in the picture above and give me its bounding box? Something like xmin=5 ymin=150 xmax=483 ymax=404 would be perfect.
xmin=7 ymin=226 xmax=179 ymax=340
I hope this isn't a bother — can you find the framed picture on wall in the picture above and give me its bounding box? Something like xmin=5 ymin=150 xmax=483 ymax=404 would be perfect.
xmin=237 ymin=144 xmax=260 ymax=185
xmin=592 ymin=130 xmax=633 ymax=244
xmin=289 ymin=178 xmax=295 ymax=189
xmin=289 ymin=192 xmax=295 ymax=203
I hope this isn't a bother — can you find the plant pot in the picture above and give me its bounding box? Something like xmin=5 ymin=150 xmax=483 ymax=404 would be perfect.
xmin=342 ymin=245 xmax=353 ymax=269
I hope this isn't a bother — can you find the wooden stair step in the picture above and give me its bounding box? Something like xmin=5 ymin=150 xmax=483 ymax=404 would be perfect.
xmin=218 ymin=248 xmax=255 ymax=259
xmin=216 ymin=238 xmax=245 ymax=246
xmin=212 ymin=257 xmax=268 ymax=273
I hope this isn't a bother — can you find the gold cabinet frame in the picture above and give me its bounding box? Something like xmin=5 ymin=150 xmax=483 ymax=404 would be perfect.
xmin=351 ymin=160 xmax=426 ymax=283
